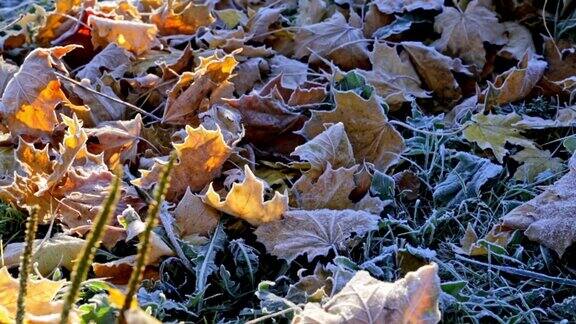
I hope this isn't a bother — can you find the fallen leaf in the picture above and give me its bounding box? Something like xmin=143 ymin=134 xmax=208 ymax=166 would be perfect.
xmin=76 ymin=43 xmax=133 ymax=83
xmin=491 ymin=53 xmax=547 ymax=105
xmin=203 ymin=165 xmax=288 ymax=226
xmin=292 ymin=264 xmax=441 ymax=323
xmin=174 ymin=188 xmax=220 ymax=237
xmin=294 ymin=12 xmax=369 ymax=70
xmin=88 ymin=16 xmax=158 ymax=55
xmin=270 ymin=55 xmax=309 ymax=89
xmin=255 ymin=209 xmax=379 ymax=262
xmin=499 ymin=22 xmax=536 ymax=61
xmin=433 ymin=0 xmax=507 ymax=69
xmin=0 ymin=46 xmax=77 ymax=138
xmin=163 ymin=53 xmax=237 ymax=125
xmin=295 ymin=0 xmax=326 ymax=26
xmin=300 ymin=91 xmax=405 ymax=171
xmin=136 ymin=125 xmax=232 ymax=201
xmin=502 ymin=169 xmax=576 ymax=256
xmin=0 ymin=58 xmax=17 ymax=97
xmin=292 ymin=122 xmax=355 ymax=179
xmin=402 ymin=41 xmax=471 ymax=102
xmin=86 ymin=114 xmax=142 ymax=168
xmin=373 ymin=0 xmax=443 ymax=13
xmin=455 ymin=224 xmax=512 ymax=256
xmin=151 ymin=1 xmax=215 ymax=36
xmin=2 ymin=234 xmax=85 ymax=275
xmin=463 ymin=112 xmax=534 ymax=163
xmin=512 ymin=146 xmax=564 ymax=181
xmin=360 ymin=42 xmax=429 ymax=108
xmin=293 ymin=164 xmax=384 ymax=213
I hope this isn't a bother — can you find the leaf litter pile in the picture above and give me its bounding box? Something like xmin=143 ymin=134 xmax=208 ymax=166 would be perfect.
xmin=2 ymin=0 xmax=576 ymax=322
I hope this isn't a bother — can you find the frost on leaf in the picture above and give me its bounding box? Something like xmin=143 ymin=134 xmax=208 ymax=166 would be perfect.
xmin=292 ymin=122 xmax=355 ymax=179
xmin=254 ymin=209 xmax=380 ymax=262
xmin=293 ymin=264 xmax=441 ymax=324
xmin=135 ymin=125 xmax=232 ymax=201
xmin=294 ymin=12 xmax=369 ymax=70
xmin=0 ymin=46 xmax=77 ymax=138
xmin=151 ymin=1 xmax=215 ymax=36
xmin=300 ymin=91 xmax=405 ymax=172
xmin=373 ymin=0 xmax=443 ymax=13
xmin=88 ymin=16 xmax=158 ymax=56
xmin=502 ymin=170 xmax=576 ymax=256
xmin=203 ymin=165 xmax=288 ymax=226
xmin=359 ymin=42 xmax=429 ymax=108
xmin=433 ymin=0 xmax=506 ymax=69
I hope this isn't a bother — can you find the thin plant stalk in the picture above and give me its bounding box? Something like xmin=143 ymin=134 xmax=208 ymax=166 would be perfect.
xmin=120 ymin=155 xmax=175 ymax=320
xmin=59 ymin=171 xmax=122 ymax=324
xmin=15 ymin=207 xmax=39 ymax=324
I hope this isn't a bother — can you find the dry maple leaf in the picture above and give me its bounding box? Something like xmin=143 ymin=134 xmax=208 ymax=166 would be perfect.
xmin=300 ymin=91 xmax=405 ymax=172
xmin=402 ymin=41 xmax=471 ymax=102
xmin=463 ymin=112 xmax=534 ymax=163
xmin=373 ymin=0 xmax=443 ymax=13
xmin=36 ymin=0 xmax=83 ymax=46
xmin=0 ymin=266 xmax=79 ymax=323
xmin=248 ymin=6 xmax=285 ymax=41
xmin=0 ymin=58 xmax=17 ymax=97
xmin=293 ymin=164 xmax=384 ymax=213
xmin=292 ymin=264 xmax=441 ymax=324
xmin=174 ymin=187 xmax=220 ymax=237
xmin=254 ymin=209 xmax=380 ymax=262
xmin=502 ymin=169 xmax=576 ymax=256
xmin=136 ymin=125 xmax=232 ymax=201
xmin=151 ymin=1 xmax=215 ymax=36
xmin=454 ymin=224 xmax=512 ymax=256
xmin=88 ymin=16 xmax=158 ymax=55
xmin=511 ymin=146 xmax=564 ymax=182
xmin=163 ymin=53 xmax=237 ymax=125
xmin=292 ymin=122 xmax=355 ymax=179
xmin=294 ymin=12 xmax=369 ymax=70
xmin=269 ymin=55 xmax=309 ymax=90
xmin=203 ymin=165 xmax=288 ymax=226
xmin=433 ymin=0 xmax=507 ymax=69
xmin=360 ymin=42 xmax=429 ymax=108
xmin=0 ymin=45 xmax=77 ymax=138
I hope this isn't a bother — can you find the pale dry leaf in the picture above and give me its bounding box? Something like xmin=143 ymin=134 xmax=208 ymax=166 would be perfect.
xmin=293 ymin=164 xmax=384 ymax=213
xmin=502 ymin=170 xmax=576 ymax=256
xmin=70 ymin=78 xmax=127 ymax=124
xmin=0 ymin=45 xmax=77 ymax=138
xmin=463 ymin=112 xmax=534 ymax=163
xmin=292 ymin=264 xmax=441 ymax=324
xmin=86 ymin=114 xmax=142 ymax=168
xmin=88 ymin=16 xmax=158 ymax=56
xmin=174 ymin=187 xmax=220 ymax=237
xmin=136 ymin=125 xmax=232 ymax=201
xmin=433 ymin=0 xmax=507 ymax=69
xmin=270 ymin=55 xmax=309 ymax=89
xmin=402 ymin=41 xmax=471 ymax=102
xmin=76 ymin=43 xmax=133 ymax=83
xmin=292 ymin=122 xmax=355 ymax=179
xmin=294 ymin=12 xmax=369 ymax=70
xmin=360 ymin=42 xmax=429 ymax=108
xmin=296 ymin=0 xmax=326 ymax=26
xmin=254 ymin=209 xmax=380 ymax=262
xmin=203 ymin=165 xmax=288 ymax=226
xmin=455 ymin=224 xmax=512 ymax=256
xmin=499 ymin=22 xmax=536 ymax=61
xmin=151 ymin=1 xmax=215 ymax=36
xmin=248 ymin=6 xmax=285 ymax=41
xmin=0 ymin=58 xmax=17 ymax=97
xmin=300 ymin=91 xmax=405 ymax=171
xmin=512 ymin=146 xmax=564 ymax=181
xmin=2 ymin=233 xmax=85 ymax=275
xmin=373 ymin=0 xmax=443 ymax=13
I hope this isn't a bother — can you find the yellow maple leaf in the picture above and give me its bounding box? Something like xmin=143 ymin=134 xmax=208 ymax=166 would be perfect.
xmin=151 ymin=1 xmax=215 ymax=35
xmin=203 ymin=165 xmax=288 ymax=226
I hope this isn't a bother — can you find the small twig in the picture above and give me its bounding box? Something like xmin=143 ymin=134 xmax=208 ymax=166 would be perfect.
xmin=54 ymin=72 xmax=162 ymax=122
xmin=0 ymin=14 xmax=23 ymax=32
xmin=389 ymin=119 xmax=468 ymax=136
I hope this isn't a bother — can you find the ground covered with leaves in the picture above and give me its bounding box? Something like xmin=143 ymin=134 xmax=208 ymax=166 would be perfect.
xmin=1 ymin=0 xmax=576 ymax=323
